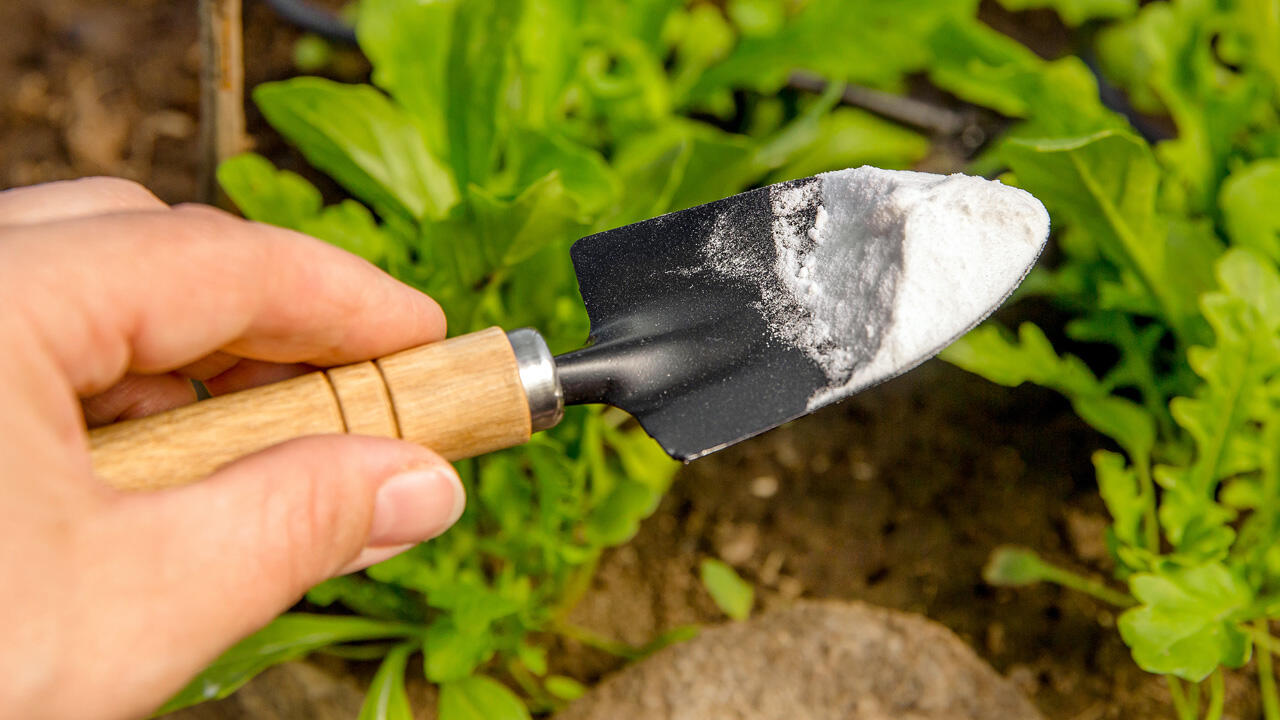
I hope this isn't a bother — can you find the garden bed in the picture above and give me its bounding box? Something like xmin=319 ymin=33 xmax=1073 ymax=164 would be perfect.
xmin=2 ymin=1 xmax=1262 ymax=718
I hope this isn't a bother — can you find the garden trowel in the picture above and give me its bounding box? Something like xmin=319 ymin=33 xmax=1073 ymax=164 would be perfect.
xmin=90 ymin=166 xmax=1049 ymax=490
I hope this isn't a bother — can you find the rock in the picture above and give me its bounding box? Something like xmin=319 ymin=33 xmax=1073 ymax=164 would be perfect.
xmin=556 ymin=600 xmax=1044 ymax=720
xmin=161 ymin=658 xmax=441 ymax=720
xmin=161 ymin=661 xmax=365 ymax=720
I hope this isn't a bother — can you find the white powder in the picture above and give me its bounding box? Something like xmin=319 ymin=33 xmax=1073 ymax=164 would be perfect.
xmin=706 ymin=166 xmax=1050 ymax=409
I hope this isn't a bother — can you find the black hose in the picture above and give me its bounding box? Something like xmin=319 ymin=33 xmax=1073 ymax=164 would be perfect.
xmin=1081 ymin=51 xmax=1172 ymax=144
xmin=261 ymin=0 xmax=358 ymax=45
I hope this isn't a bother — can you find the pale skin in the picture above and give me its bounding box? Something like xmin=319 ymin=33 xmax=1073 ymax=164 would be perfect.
xmin=0 ymin=177 xmax=467 ymax=720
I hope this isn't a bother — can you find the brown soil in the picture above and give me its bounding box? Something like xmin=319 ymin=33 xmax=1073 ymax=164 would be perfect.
xmin=563 ymin=343 xmax=1257 ymax=720
xmin=2 ymin=2 xmax=1261 ymax=719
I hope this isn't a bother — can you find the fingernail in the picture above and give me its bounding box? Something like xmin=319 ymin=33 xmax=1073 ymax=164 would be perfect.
xmin=338 ymin=543 xmax=417 ymax=576
xmin=367 ymin=467 xmax=465 ymax=547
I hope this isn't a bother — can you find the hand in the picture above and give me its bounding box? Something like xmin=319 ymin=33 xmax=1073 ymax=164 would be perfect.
xmin=0 ymin=178 xmax=466 ymax=720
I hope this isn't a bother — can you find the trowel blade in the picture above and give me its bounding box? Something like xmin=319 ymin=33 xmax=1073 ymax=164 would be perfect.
xmin=559 ymin=167 xmax=1049 ymax=460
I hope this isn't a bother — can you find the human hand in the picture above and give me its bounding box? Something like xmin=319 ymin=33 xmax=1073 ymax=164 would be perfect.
xmin=0 ymin=178 xmax=466 ymax=720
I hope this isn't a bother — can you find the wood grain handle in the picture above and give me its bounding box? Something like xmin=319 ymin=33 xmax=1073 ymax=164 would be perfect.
xmin=90 ymin=327 xmax=534 ymax=490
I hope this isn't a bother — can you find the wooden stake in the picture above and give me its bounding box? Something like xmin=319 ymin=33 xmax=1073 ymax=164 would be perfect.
xmin=198 ymin=0 xmax=247 ymax=206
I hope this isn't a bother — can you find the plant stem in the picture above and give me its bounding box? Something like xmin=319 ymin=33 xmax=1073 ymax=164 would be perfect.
xmin=1241 ymin=629 xmax=1280 ymax=657
xmin=1135 ymin=455 xmax=1160 ymax=552
xmin=1203 ymin=669 xmax=1224 ymax=720
xmin=1167 ymin=676 xmax=1195 ymax=720
xmin=1036 ymin=561 xmax=1135 ymax=608
xmin=507 ymin=659 xmax=554 ymax=713
xmin=552 ymin=552 xmax=602 ymax=620
xmin=553 ymin=621 xmax=641 ymax=660
xmin=315 ymin=642 xmax=409 ymax=661
xmin=1258 ymin=621 xmax=1280 ymax=720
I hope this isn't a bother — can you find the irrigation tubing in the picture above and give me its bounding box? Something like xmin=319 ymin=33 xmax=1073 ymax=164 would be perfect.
xmin=261 ymin=0 xmax=357 ymax=44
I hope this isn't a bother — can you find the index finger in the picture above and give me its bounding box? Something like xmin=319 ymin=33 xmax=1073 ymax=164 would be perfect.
xmin=2 ymin=204 xmax=446 ymax=396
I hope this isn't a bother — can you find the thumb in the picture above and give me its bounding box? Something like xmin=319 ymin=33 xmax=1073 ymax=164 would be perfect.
xmin=102 ymin=434 xmax=463 ymax=665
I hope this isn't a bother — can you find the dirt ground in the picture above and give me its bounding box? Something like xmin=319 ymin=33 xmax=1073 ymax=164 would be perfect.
xmin=1 ymin=1 xmax=1261 ymax=718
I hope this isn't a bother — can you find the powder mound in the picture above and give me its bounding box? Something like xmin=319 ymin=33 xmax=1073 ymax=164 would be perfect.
xmin=705 ymin=165 xmax=1050 ymax=409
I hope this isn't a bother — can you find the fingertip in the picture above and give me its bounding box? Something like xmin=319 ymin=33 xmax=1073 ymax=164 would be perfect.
xmin=365 ymin=463 xmax=465 ymax=548
xmin=114 ymin=434 xmax=452 ymax=616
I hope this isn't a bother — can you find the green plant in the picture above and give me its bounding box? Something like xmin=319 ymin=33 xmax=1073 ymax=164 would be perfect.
xmin=700 ymin=558 xmax=755 ymax=621
xmin=159 ymin=0 xmax=1280 ymax=715
xmin=159 ymin=0 xmax=938 ymax=716
xmin=941 ymin=1 xmax=1280 ymax=717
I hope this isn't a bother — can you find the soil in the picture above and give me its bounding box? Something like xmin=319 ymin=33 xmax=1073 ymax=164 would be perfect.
xmin=558 ymin=338 xmax=1257 ymax=720
xmin=1 ymin=2 xmax=1262 ymax=719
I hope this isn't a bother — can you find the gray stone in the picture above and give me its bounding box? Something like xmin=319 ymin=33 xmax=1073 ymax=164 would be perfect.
xmin=160 ymin=658 xmax=442 ymax=720
xmin=556 ymin=600 xmax=1044 ymax=720
xmin=161 ymin=661 xmax=365 ymax=720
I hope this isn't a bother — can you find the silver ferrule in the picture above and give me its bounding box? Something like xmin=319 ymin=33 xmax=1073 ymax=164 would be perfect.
xmin=507 ymin=328 xmax=564 ymax=433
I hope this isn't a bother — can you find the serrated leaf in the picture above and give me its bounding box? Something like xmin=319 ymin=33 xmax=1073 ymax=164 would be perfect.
xmin=1158 ymin=249 xmax=1280 ymax=548
xmin=943 ymin=323 xmax=1100 ymax=395
xmin=700 ymin=558 xmax=754 ymax=620
xmin=157 ymin=614 xmax=419 ymax=714
xmin=1094 ymin=450 xmax=1148 ymax=551
xmin=255 ymin=78 xmax=458 ymax=224
xmin=1096 ymin=0 xmax=1265 ymax=213
xmin=1075 ymin=395 xmax=1156 ymax=460
xmin=1002 ymin=131 xmax=1216 ymax=342
xmin=438 ymin=675 xmax=531 ymax=720
xmin=359 ymin=644 xmax=415 ymax=720
xmin=1002 ymin=132 xmax=1157 ymax=294
xmin=1118 ymin=563 xmax=1253 ymax=681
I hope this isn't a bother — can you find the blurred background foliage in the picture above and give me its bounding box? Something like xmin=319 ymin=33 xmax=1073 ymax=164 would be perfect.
xmin=159 ymin=0 xmax=1280 ymax=718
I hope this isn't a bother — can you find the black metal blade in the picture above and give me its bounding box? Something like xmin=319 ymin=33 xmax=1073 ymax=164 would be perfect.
xmin=557 ymin=169 xmax=1047 ymax=461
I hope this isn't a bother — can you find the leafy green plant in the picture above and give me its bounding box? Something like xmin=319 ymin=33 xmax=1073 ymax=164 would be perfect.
xmin=700 ymin=558 xmax=755 ymax=621
xmin=160 ymin=0 xmax=938 ymax=717
xmin=941 ymin=0 xmax=1280 ymax=717
xmin=161 ymin=0 xmax=1280 ymax=716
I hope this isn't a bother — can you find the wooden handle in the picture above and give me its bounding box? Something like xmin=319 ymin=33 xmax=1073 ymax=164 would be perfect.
xmin=90 ymin=327 xmax=532 ymax=490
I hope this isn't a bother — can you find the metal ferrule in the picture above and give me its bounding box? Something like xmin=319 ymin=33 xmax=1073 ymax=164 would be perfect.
xmin=507 ymin=328 xmax=564 ymax=433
